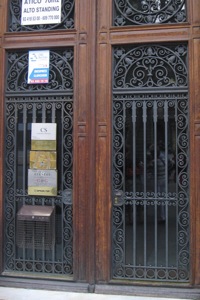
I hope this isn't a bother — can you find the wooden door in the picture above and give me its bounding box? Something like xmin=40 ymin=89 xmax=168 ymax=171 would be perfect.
xmin=0 ymin=0 xmax=200 ymax=294
xmin=95 ymin=0 xmax=200 ymax=289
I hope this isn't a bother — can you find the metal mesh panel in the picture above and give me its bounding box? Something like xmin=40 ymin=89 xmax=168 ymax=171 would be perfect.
xmin=17 ymin=205 xmax=55 ymax=250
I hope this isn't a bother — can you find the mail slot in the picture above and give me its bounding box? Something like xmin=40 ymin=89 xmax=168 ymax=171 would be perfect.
xmin=16 ymin=205 xmax=55 ymax=250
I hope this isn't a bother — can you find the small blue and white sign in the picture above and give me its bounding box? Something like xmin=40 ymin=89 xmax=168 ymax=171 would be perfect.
xmin=28 ymin=50 xmax=50 ymax=84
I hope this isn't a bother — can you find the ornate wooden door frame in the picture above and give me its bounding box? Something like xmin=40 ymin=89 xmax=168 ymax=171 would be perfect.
xmin=0 ymin=0 xmax=199 ymax=296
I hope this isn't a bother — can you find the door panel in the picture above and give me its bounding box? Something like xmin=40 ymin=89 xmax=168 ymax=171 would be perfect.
xmin=4 ymin=49 xmax=73 ymax=276
xmin=111 ymin=43 xmax=190 ymax=281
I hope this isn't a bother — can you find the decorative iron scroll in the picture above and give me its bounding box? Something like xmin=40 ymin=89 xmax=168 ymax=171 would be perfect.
xmin=9 ymin=0 xmax=74 ymax=31
xmin=4 ymin=48 xmax=74 ymax=275
xmin=112 ymin=43 xmax=189 ymax=281
xmin=113 ymin=44 xmax=188 ymax=89
xmin=5 ymin=96 xmax=73 ymax=275
xmin=6 ymin=49 xmax=73 ymax=92
xmin=113 ymin=0 xmax=186 ymax=26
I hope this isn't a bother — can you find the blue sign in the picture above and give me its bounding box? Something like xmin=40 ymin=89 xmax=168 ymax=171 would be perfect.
xmin=28 ymin=50 xmax=50 ymax=84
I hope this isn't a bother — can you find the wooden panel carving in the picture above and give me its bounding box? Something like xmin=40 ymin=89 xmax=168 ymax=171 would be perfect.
xmin=76 ymin=0 xmax=89 ymax=32
xmin=95 ymin=39 xmax=111 ymax=281
xmin=0 ymin=0 xmax=3 ymax=35
xmin=194 ymin=134 xmax=200 ymax=285
xmin=193 ymin=39 xmax=200 ymax=121
xmin=192 ymin=0 xmax=200 ymax=25
xmin=0 ymin=47 xmax=3 ymax=273
xmin=73 ymin=40 xmax=89 ymax=280
xmin=3 ymin=33 xmax=76 ymax=49
xmin=110 ymin=27 xmax=190 ymax=44
xmin=73 ymin=0 xmax=97 ymax=282
xmin=97 ymin=0 xmax=112 ymax=31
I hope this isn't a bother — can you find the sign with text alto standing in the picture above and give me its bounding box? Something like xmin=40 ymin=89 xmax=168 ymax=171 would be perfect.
xmin=21 ymin=0 xmax=62 ymax=26
xmin=28 ymin=50 xmax=50 ymax=84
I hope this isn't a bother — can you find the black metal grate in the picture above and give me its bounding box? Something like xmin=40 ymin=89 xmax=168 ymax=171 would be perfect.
xmin=112 ymin=43 xmax=190 ymax=282
xmin=4 ymin=48 xmax=74 ymax=276
xmin=113 ymin=0 xmax=187 ymax=26
xmin=17 ymin=205 xmax=55 ymax=250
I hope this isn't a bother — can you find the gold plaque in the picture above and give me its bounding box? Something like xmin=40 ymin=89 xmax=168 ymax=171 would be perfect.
xmin=30 ymin=151 xmax=56 ymax=169
xmin=31 ymin=140 xmax=56 ymax=151
xmin=28 ymin=186 xmax=57 ymax=196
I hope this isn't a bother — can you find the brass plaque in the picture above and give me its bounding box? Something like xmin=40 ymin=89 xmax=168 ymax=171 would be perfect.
xmin=31 ymin=140 xmax=56 ymax=151
xmin=28 ymin=169 xmax=57 ymax=196
xmin=30 ymin=151 xmax=56 ymax=169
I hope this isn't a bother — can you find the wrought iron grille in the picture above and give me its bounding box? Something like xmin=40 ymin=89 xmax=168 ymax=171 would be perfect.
xmin=4 ymin=49 xmax=73 ymax=276
xmin=112 ymin=44 xmax=189 ymax=281
xmin=113 ymin=0 xmax=186 ymax=26
xmin=8 ymin=0 xmax=74 ymax=32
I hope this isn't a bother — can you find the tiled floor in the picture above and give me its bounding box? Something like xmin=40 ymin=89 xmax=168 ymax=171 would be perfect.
xmin=0 ymin=287 xmax=192 ymax=300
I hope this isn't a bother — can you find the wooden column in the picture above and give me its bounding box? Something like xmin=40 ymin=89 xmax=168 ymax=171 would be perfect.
xmin=73 ymin=0 xmax=96 ymax=284
xmin=190 ymin=0 xmax=200 ymax=286
xmin=192 ymin=37 xmax=200 ymax=286
xmin=95 ymin=0 xmax=112 ymax=282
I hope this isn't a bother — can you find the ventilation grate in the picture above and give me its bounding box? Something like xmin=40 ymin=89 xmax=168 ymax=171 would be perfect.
xmin=16 ymin=205 xmax=55 ymax=250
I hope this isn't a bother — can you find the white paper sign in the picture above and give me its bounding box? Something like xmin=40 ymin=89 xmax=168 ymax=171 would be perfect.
xmin=31 ymin=123 xmax=57 ymax=141
xmin=21 ymin=0 xmax=62 ymax=26
xmin=28 ymin=50 xmax=50 ymax=84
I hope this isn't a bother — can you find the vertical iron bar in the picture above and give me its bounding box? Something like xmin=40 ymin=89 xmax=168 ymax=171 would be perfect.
xmin=22 ymin=104 xmax=27 ymax=193
xmin=132 ymin=101 xmax=136 ymax=266
xmin=42 ymin=102 xmax=46 ymax=123
xmin=175 ymin=98 xmax=178 ymax=269
xmin=153 ymin=101 xmax=158 ymax=268
xmin=164 ymin=100 xmax=169 ymax=267
xmin=143 ymin=101 xmax=147 ymax=266
xmin=41 ymin=103 xmax=46 ymax=261
xmin=52 ymin=102 xmax=56 ymax=123
xmin=61 ymin=102 xmax=64 ymax=268
xmin=123 ymin=101 xmax=126 ymax=267
xmin=52 ymin=102 xmax=56 ymax=264
xmin=14 ymin=101 xmax=18 ymax=268
xmin=32 ymin=102 xmax=36 ymax=123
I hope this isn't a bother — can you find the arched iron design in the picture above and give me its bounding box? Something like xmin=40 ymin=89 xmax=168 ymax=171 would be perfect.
xmin=113 ymin=44 xmax=187 ymax=89
xmin=112 ymin=43 xmax=189 ymax=281
xmin=4 ymin=48 xmax=74 ymax=276
xmin=9 ymin=0 xmax=74 ymax=32
xmin=113 ymin=0 xmax=186 ymax=26
xmin=6 ymin=49 xmax=73 ymax=92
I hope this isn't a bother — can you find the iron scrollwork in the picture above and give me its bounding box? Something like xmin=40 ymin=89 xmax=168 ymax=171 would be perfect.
xmin=4 ymin=48 xmax=74 ymax=276
xmin=112 ymin=43 xmax=189 ymax=281
xmin=113 ymin=44 xmax=188 ymax=89
xmin=6 ymin=49 xmax=73 ymax=92
xmin=113 ymin=0 xmax=186 ymax=26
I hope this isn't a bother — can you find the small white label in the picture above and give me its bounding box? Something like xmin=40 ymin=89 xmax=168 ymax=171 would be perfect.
xmin=31 ymin=123 xmax=57 ymax=141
